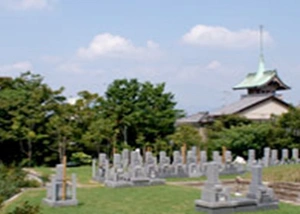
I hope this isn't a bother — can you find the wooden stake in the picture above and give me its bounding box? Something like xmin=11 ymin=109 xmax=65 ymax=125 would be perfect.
xmin=197 ymin=147 xmax=201 ymax=164
xmin=62 ymin=155 xmax=67 ymax=201
xmin=222 ymin=146 xmax=226 ymax=164
xmin=182 ymin=143 xmax=187 ymax=164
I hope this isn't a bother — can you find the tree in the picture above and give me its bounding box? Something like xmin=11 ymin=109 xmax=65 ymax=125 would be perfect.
xmin=208 ymin=122 xmax=292 ymax=159
xmin=277 ymin=107 xmax=300 ymax=148
xmin=168 ymin=124 xmax=202 ymax=150
xmin=82 ymin=116 xmax=117 ymax=155
xmin=0 ymin=72 xmax=64 ymax=166
xmin=101 ymin=78 xmax=182 ymax=149
xmin=46 ymin=103 xmax=76 ymax=163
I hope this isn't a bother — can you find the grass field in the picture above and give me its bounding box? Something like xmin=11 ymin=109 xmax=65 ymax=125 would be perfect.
xmin=31 ymin=166 xmax=242 ymax=185
xmin=31 ymin=166 xmax=98 ymax=186
xmin=31 ymin=163 xmax=300 ymax=186
xmin=242 ymin=164 xmax=300 ymax=183
xmin=3 ymin=185 xmax=299 ymax=214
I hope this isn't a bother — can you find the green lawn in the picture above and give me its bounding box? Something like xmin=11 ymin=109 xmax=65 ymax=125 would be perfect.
xmin=3 ymin=185 xmax=299 ymax=214
xmin=242 ymin=164 xmax=300 ymax=183
xmin=31 ymin=166 xmax=98 ymax=186
xmin=166 ymin=174 xmax=239 ymax=182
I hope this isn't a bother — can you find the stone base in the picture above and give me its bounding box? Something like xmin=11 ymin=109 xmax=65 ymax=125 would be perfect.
xmin=104 ymin=180 xmax=133 ymax=188
xmin=43 ymin=198 xmax=78 ymax=207
xmin=195 ymin=198 xmax=278 ymax=214
xmin=105 ymin=178 xmax=165 ymax=188
xmin=257 ymin=202 xmax=279 ymax=211
xmin=92 ymin=176 xmax=105 ymax=183
xmin=149 ymin=179 xmax=165 ymax=185
xmin=189 ymin=172 xmax=203 ymax=178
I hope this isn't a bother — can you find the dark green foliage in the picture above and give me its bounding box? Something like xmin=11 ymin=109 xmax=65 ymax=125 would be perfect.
xmin=277 ymin=107 xmax=300 ymax=148
xmin=0 ymin=165 xmax=40 ymax=202
xmin=6 ymin=201 xmax=41 ymax=214
xmin=100 ymin=78 xmax=182 ymax=152
xmin=168 ymin=124 xmax=202 ymax=150
xmin=70 ymin=152 xmax=92 ymax=165
xmin=0 ymin=72 xmax=182 ymax=165
xmin=208 ymin=114 xmax=294 ymax=159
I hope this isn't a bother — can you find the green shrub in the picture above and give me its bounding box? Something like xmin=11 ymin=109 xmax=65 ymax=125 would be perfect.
xmin=6 ymin=201 xmax=41 ymax=214
xmin=70 ymin=152 xmax=92 ymax=165
xmin=0 ymin=165 xmax=40 ymax=202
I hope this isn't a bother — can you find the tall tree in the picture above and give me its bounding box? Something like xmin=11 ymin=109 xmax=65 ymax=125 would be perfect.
xmin=0 ymin=72 xmax=64 ymax=165
xmin=101 ymin=79 xmax=182 ymax=149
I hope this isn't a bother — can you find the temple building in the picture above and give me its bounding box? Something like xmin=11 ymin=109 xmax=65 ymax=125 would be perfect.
xmin=177 ymin=27 xmax=291 ymax=128
xmin=210 ymin=54 xmax=290 ymax=121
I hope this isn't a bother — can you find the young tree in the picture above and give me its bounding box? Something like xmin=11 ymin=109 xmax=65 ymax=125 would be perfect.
xmin=168 ymin=124 xmax=202 ymax=150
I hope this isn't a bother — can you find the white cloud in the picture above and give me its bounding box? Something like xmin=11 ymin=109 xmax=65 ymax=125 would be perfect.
xmin=57 ymin=63 xmax=84 ymax=74
xmin=2 ymin=0 xmax=55 ymax=11
xmin=182 ymin=25 xmax=273 ymax=49
xmin=77 ymin=33 xmax=161 ymax=60
xmin=206 ymin=60 xmax=222 ymax=70
xmin=0 ymin=61 xmax=33 ymax=74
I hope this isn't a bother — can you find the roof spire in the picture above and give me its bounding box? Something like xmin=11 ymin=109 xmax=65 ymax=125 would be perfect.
xmin=257 ymin=25 xmax=265 ymax=76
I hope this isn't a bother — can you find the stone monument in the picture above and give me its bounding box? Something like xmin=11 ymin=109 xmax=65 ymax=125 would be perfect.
xmin=43 ymin=163 xmax=78 ymax=207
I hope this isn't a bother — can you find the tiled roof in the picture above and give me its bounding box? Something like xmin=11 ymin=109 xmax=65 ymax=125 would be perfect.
xmin=233 ymin=57 xmax=290 ymax=90
xmin=211 ymin=95 xmax=276 ymax=116
xmin=176 ymin=111 xmax=209 ymax=124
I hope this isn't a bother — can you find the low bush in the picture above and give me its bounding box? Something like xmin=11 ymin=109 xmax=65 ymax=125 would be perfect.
xmin=70 ymin=152 xmax=92 ymax=165
xmin=6 ymin=201 xmax=41 ymax=214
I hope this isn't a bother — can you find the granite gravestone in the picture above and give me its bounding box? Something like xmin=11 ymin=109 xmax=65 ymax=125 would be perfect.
xmin=281 ymin=149 xmax=289 ymax=164
xmin=270 ymin=149 xmax=279 ymax=166
xmin=292 ymin=148 xmax=299 ymax=163
xmin=247 ymin=149 xmax=256 ymax=167
xmin=263 ymin=147 xmax=271 ymax=167
xmin=247 ymin=165 xmax=278 ymax=210
xmin=43 ymin=164 xmax=78 ymax=207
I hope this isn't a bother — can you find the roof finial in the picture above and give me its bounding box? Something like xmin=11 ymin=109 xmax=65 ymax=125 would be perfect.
xmin=257 ymin=25 xmax=265 ymax=76
xmin=260 ymin=25 xmax=264 ymax=59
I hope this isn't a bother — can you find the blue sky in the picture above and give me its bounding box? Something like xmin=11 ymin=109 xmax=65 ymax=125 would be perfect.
xmin=0 ymin=0 xmax=300 ymax=114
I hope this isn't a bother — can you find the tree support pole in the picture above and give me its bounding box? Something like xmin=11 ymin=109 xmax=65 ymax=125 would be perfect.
xmin=62 ymin=155 xmax=67 ymax=200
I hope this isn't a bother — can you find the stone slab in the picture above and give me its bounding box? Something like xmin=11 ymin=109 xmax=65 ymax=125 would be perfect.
xmin=43 ymin=198 xmax=78 ymax=207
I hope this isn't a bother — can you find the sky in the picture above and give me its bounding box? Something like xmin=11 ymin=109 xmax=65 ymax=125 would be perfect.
xmin=0 ymin=0 xmax=300 ymax=114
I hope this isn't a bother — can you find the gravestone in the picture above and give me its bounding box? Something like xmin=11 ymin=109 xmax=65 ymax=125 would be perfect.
xmin=145 ymin=151 xmax=158 ymax=178
xmin=271 ymin=149 xmax=279 ymax=166
xmin=122 ymin=149 xmax=130 ymax=169
xmin=292 ymin=148 xmax=299 ymax=163
xmin=191 ymin=146 xmax=197 ymax=157
xmin=200 ymin=151 xmax=207 ymax=164
xmin=213 ymin=151 xmax=221 ymax=164
xmin=187 ymin=150 xmax=200 ymax=177
xmin=263 ymin=147 xmax=271 ymax=167
xmin=158 ymin=151 xmax=172 ymax=178
xmin=43 ymin=164 xmax=78 ymax=207
xmin=113 ymin=154 xmax=122 ymax=169
xmin=247 ymin=165 xmax=278 ymax=210
xmin=248 ymin=149 xmax=256 ymax=166
xmin=195 ymin=163 xmax=278 ymax=213
xmin=93 ymin=153 xmax=109 ymax=182
xmin=281 ymin=149 xmax=289 ymax=164
xmin=195 ymin=162 xmax=235 ymax=213
xmin=172 ymin=150 xmax=187 ymax=177
xmin=187 ymin=151 xmax=197 ymax=165
xmin=225 ymin=151 xmax=232 ymax=163
xmin=131 ymin=151 xmax=142 ymax=168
